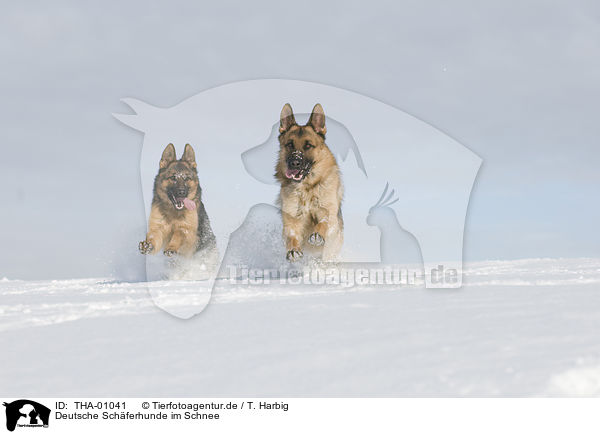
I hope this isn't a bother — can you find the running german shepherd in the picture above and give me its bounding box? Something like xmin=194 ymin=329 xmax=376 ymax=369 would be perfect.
xmin=275 ymin=103 xmax=343 ymax=262
xmin=139 ymin=143 xmax=217 ymax=258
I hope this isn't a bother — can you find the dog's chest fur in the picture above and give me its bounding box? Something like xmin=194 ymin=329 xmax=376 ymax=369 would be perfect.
xmin=281 ymin=171 xmax=338 ymax=218
xmin=152 ymin=203 xmax=199 ymax=243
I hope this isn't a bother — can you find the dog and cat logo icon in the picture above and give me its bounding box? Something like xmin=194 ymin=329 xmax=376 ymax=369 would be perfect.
xmin=3 ymin=400 xmax=50 ymax=431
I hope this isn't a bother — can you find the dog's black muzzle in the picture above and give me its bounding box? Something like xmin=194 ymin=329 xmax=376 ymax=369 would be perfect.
xmin=168 ymin=186 xmax=189 ymax=210
xmin=286 ymin=151 xmax=304 ymax=169
xmin=285 ymin=151 xmax=313 ymax=182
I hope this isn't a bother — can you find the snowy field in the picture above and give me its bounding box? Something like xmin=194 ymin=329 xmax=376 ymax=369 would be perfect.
xmin=1 ymin=257 xmax=600 ymax=397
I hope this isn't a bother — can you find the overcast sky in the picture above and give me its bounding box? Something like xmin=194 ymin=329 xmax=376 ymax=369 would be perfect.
xmin=1 ymin=0 xmax=598 ymax=279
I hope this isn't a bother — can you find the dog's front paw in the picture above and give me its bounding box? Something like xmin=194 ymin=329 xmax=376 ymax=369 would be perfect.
xmin=139 ymin=240 xmax=153 ymax=255
xmin=164 ymin=249 xmax=178 ymax=257
xmin=308 ymin=232 xmax=325 ymax=246
xmin=286 ymin=249 xmax=303 ymax=262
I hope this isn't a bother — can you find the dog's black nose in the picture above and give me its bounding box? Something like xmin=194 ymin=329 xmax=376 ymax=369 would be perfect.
xmin=176 ymin=188 xmax=187 ymax=197
xmin=289 ymin=158 xmax=302 ymax=169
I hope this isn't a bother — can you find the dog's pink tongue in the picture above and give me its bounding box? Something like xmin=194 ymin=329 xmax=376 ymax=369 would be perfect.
xmin=183 ymin=198 xmax=196 ymax=210
xmin=286 ymin=168 xmax=300 ymax=179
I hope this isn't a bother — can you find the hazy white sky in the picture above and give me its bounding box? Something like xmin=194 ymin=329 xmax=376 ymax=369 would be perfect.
xmin=1 ymin=0 xmax=599 ymax=279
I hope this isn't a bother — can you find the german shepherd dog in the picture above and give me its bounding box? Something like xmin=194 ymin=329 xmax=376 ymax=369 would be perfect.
xmin=139 ymin=143 xmax=217 ymax=258
xmin=275 ymin=103 xmax=343 ymax=262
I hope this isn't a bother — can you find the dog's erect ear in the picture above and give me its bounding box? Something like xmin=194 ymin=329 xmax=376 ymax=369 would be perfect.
xmin=160 ymin=143 xmax=176 ymax=169
xmin=308 ymin=103 xmax=327 ymax=135
xmin=279 ymin=103 xmax=296 ymax=133
xmin=182 ymin=143 xmax=197 ymax=168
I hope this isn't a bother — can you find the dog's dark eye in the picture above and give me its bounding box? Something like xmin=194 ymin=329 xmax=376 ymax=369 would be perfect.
xmin=286 ymin=142 xmax=294 ymax=149
xmin=169 ymin=176 xmax=177 ymax=181
xmin=303 ymin=141 xmax=314 ymax=150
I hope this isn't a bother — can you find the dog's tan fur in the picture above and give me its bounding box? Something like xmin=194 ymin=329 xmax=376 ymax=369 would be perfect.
xmin=275 ymin=103 xmax=343 ymax=261
xmin=139 ymin=143 xmax=216 ymax=258
xmin=145 ymin=201 xmax=199 ymax=257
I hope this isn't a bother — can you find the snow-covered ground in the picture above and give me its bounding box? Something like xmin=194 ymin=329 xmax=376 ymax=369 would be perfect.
xmin=1 ymin=258 xmax=600 ymax=397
